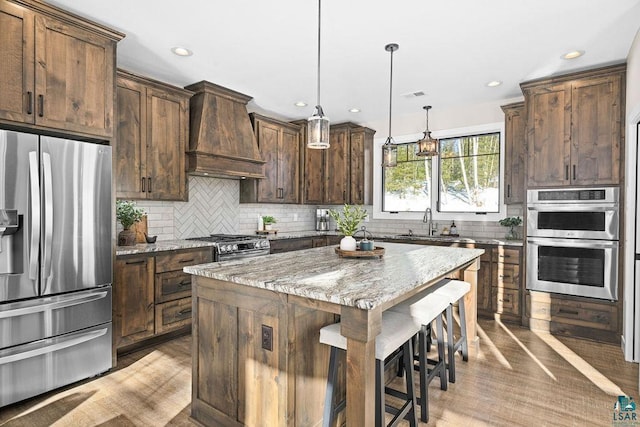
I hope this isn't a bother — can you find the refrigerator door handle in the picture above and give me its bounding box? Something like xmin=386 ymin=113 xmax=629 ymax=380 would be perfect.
xmin=28 ymin=152 xmax=40 ymax=281
xmin=42 ymin=152 xmax=53 ymax=287
xmin=0 ymin=327 xmax=108 ymax=366
xmin=0 ymin=290 xmax=109 ymax=319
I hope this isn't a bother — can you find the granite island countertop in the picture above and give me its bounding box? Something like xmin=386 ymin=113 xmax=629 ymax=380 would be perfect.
xmin=184 ymin=242 xmax=484 ymax=310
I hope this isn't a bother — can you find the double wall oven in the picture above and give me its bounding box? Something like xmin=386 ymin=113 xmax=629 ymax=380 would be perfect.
xmin=526 ymin=187 xmax=619 ymax=301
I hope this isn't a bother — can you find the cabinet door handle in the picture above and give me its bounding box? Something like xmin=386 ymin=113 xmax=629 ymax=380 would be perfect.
xmin=37 ymin=94 xmax=44 ymax=117
xmin=177 ymin=281 xmax=191 ymax=288
xmin=125 ymin=260 xmax=146 ymax=265
xmin=343 ymin=190 xmax=346 ymax=200
xmin=27 ymin=91 xmax=33 ymax=115
xmin=176 ymin=308 xmax=192 ymax=317
xmin=507 ymin=184 xmax=511 ymax=198
xmin=572 ymin=165 xmax=576 ymax=181
xmin=565 ymin=165 xmax=569 ymax=180
xmin=148 ymin=177 xmax=152 ymax=193
xmin=141 ymin=177 xmax=146 ymax=192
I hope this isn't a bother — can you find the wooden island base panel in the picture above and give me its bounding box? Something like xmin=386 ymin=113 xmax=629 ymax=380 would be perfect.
xmin=185 ymin=243 xmax=483 ymax=427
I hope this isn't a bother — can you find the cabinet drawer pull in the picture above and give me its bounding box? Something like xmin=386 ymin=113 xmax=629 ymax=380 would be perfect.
xmin=125 ymin=260 xmax=146 ymax=265
xmin=558 ymin=308 xmax=579 ymax=316
xmin=37 ymin=94 xmax=44 ymax=117
xmin=499 ymin=275 xmax=511 ymax=279
xmin=178 ymin=281 xmax=191 ymax=288
xmin=178 ymin=259 xmax=195 ymax=264
xmin=176 ymin=309 xmax=192 ymax=317
xmin=27 ymin=91 xmax=33 ymax=115
xmin=141 ymin=177 xmax=146 ymax=192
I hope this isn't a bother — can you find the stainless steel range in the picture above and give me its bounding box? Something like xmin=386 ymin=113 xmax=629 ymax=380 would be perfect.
xmin=187 ymin=234 xmax=270 ymax=261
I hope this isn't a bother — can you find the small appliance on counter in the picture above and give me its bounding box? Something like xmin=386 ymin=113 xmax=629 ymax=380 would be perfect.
xmin=316 ymin=209 xmax=329 ymax=231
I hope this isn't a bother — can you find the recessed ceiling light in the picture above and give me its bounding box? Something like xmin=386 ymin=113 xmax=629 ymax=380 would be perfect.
xmin=171 ymin=47 xmax=193 ymax=57
xmin=486 ymin=80 xmax=502 ymax=87
xmin=349 ymin=108 xmax=361 ymax=113
xmin=294 ymin=101 xmax=307 ymax=107
xmin=562 ymin=50 xmax=585 ymax=60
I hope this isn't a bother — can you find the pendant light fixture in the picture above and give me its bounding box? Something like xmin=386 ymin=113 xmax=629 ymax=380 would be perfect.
xmin=307 ymin=0 xmax=330 ymax=149
xmin=382 ymin=43 xmax=399 ymax=167
xmin=415 ymin=105 xmax=439 ymax=157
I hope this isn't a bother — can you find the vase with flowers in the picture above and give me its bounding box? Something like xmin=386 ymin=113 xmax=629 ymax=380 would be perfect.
xmin=329 ymin=204 xmax=368 ymax=251
xmin=116 ymin=200 xmax=145 ymax=246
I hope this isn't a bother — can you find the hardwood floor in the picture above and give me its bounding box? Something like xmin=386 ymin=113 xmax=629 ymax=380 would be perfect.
xmin=1 ymin=318 xmax=637 ymax=426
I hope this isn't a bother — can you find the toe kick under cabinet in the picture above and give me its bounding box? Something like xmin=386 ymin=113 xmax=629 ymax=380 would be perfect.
xmin=114 ymin=247 xmax=212 ymax=351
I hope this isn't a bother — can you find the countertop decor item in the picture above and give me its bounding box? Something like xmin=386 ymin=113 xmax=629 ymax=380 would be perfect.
xmin=498 ymin=216 xmax=522 ymax=240
xmin=334 ymin=246 xmax=385 ymax=259
xmin=262 ymin=215 xmax=277 ymax=231
xmin=144 ymin=233 xmax=157 ymax=244
xmin=116 ymin=200 xmax=145 ymax=246
xmin=329 ymin=204 xmax=368 ymax=251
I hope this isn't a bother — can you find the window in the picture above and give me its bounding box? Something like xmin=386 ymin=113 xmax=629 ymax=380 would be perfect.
xmin=438 ymin=132 xmax=500 ymax=213
xmin=379 ymin=125 xmax=502 ymax=219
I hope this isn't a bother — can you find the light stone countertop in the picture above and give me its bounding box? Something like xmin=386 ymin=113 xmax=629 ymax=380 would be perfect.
xmin=266 ymin=230 xmax=523 ymax=247
xmin=115 ymin=239 xmax=216 ymax=257
xmin=184 ymin=242 xmax=484 ymax=310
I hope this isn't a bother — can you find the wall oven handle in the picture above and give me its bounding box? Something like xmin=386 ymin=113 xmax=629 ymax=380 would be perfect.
xmin=526 ymin=237 xmax=618 ymax=249
xmin=28 ymin=152 xmax=40 ymax=281
xmin=42 ymin=152 xmax=54 ymax=289
xmin=0 ymin=328 xmax=108 ymax=366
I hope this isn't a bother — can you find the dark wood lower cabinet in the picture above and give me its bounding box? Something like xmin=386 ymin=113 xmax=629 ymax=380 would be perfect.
xmin=269 ymin=235 xmax=338 ymax=254
xmin=114 ymin=247 xmax=213 ymax=352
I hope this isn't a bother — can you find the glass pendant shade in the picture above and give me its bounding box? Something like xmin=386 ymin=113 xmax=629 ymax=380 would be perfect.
xmin=416 ymin=105 xmax=439 ymax=157
xmin=382 ymin=138 xmax=397 ymax=167
xmin=307 ymin=106 xmax=330 ymax=149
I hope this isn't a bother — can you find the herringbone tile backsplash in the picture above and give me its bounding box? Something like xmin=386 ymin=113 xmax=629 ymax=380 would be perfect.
xmin=129 ymin=177 xmax=522 ymax=241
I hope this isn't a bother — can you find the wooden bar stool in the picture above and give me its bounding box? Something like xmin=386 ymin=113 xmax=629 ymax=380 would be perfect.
xmin=319 ymin=311 xmax=421 ymax=427
xmin=432 ymin=280 xmax=470 ymax=383
xmin=388 ymin=289 xmax=452 ymax=423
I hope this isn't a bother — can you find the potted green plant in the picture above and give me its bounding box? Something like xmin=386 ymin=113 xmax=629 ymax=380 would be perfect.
xmin=498 ymin=216 xmax=522 ymax=240
xmin=262 ymin=215 xmax=277 ymax=231
xmin=116 ymin=200 xmax=145 ymax=246
xmin=329 ymin=204 xmax=368 ymax=251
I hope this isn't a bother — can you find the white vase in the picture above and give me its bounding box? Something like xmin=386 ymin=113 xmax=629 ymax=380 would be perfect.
xmin=340 ymin=235 xmax=357 ymax=251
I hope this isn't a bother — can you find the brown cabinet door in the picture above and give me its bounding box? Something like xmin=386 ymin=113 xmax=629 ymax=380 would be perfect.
xmin=502 ymin=103 xmax=525 ymax=204
xmin=255 ymin=120 xmax=280 ymax=202
xmin=146 ymin=87 xmax=188 ymax=201
xmin=280 ymin=125 xmax=301 ymax=203
xmin=0 ymin=2 xmax=34 ymax=124
xmin=116 ymin=77 xmax=147 ymax=199
xmin=350 ymin=130 xmax=365 ymax=205
xmin=303 ymin=146 xmax=324 ymax=204
xmin=571 ymin=74 xmax=622 ymax=185
xmin=325 ymin=126 xmax=349 ymax=204
xmin=34 ymin=15 xmax=115 ymax=138
xmin=477 ymin=260 xmax=492 ymax=314
xmin=114 ymin=256 xmax=155 ymax=348
xmin=525 ymin=83 xmax=571 ymax=187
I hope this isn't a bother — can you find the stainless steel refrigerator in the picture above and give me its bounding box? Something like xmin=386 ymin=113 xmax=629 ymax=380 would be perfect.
xmin=0 ymin=130 xmax=113 ymax=407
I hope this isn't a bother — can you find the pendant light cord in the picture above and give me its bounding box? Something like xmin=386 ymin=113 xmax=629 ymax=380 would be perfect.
xmin=316 ymin=0 xmax=322 ymax=110
xmin=388 ymin=47 xmax=393 ymax=139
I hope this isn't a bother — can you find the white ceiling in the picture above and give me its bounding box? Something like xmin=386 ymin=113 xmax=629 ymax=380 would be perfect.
xmin=49 ymin=0 xmax=640 ymax=135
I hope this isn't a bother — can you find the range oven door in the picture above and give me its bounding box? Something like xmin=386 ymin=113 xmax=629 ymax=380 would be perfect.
xmin=526 ymin=237 xmax=618 ymax=300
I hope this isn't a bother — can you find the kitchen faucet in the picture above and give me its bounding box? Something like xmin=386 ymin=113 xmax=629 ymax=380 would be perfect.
xmin=423 ymin=208 xmax=437 ymax=236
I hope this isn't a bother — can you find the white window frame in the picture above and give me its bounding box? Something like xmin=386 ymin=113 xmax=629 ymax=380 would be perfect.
xmin=373 ymin=122 xmax=506 ymax=222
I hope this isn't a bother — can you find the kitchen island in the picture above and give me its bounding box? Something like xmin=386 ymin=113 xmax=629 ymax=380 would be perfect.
xmin=185 ymin=242 xmax=484 ymax=426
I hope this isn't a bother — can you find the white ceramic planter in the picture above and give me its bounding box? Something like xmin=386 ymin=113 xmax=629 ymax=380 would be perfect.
xmin=340 ymin=235 xmax=357 ymax=251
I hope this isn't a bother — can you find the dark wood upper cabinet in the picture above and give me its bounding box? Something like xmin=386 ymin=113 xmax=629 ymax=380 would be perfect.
xmin=116 ymin=70 xmax=191 ymax=201
xmin=501 ymin=102 xmax=525 ymax=204
xmin=522 ymin=64 xmax=625 ymax=188
xmin=300 ymin=121 xmax=375 ymax=205
xmin=0 ymin=0 xmax=123 ymax=138
xmin=240 ymin=113 xmax=302 ymax=204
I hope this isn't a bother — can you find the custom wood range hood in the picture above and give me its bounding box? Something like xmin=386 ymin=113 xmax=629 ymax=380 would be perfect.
xmin=185 ymin=81 xmax=266 ymax=179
